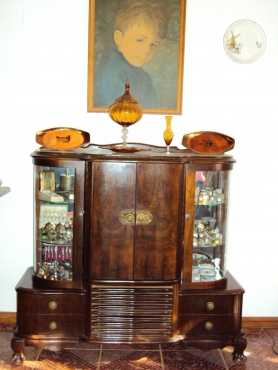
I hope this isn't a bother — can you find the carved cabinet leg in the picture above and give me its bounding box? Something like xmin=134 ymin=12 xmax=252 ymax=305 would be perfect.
xmin=233 ymin=332 xmax=247 ymax=361
xmin=11 ymin=337 xmax=25 ymax=364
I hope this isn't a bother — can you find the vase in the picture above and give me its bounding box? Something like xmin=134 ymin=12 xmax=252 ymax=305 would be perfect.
xmin=163 ymin=116 xmax=174 ymax=154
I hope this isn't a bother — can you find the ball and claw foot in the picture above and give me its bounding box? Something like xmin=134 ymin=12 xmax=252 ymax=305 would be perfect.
xmin=233 ymin=332 xmax=247 ymax=362
xmin=11 ymin=337 xmax=25 ymax=364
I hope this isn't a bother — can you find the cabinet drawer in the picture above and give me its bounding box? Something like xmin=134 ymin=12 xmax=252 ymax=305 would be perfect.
xmin=182 ymin=315 xmax=236 ymax=336
xmin=180 ymin=294 xmax=235 ymax=315
xmin=18 ymin=314 xmax=84 ymax=337
xmin=18 ymin=291 xmax=85 ymax=315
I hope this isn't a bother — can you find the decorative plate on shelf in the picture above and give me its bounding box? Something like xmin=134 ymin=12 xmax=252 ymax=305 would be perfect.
xmin=223 ymin=19 xmax=266 ymax=63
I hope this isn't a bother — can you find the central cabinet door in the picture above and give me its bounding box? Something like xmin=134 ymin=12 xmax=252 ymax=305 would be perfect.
xmin=90 ymin=161 xmax=182 ymax=281
xmin=134 ymin=163 xmax=181 ymax=280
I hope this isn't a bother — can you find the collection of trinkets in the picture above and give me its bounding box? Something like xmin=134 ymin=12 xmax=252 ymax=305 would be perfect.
xmin=192 ymin=254 xmax=221 ymax=282
xmin=40 ymin=205 xmax=73 ymax=228
xmin=192 ymin=174 xmax=225 ymax=281
xmin=37 ymin=261 xmax=72 ymax=281
xmin=41 ymin=243 xmax=72 ymax=262
xmin=40 ymin=169 xmax=75 ymax=193
xmin=192 ymin=264 xmax=219 ymax=282
xmin=39 ymin=169 xmax=75 ymax=208
xmin=39 ymin=190 xmax=74 ymax=204
xmin=37 ymin=168 xmax=75 ymax=281
xmin=195 ymin=187 xmax=225 ymax=206
xmin=193 ymin=217 xmax=223 ymax=248
xmin=38 ymin=220 xmax=73 ymax=281
xmin=36 ymin=170 xmax=226 ymax=283
xmin=40 ymin=222 xmax=73 ymax=243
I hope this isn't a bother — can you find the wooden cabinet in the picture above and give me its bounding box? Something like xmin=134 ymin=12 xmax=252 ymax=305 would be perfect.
xmin=12 ymin=143 xmax=246 ymax=363
xmin=91 ymin=161 xmax=182 ymax=281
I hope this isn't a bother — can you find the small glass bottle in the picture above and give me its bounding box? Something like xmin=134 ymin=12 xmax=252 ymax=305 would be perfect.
xmin=163 ymin=116 xmax=174 ymax=154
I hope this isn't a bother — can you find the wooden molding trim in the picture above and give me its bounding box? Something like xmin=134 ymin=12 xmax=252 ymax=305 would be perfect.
xmin=242 ymin=317 xmax=278 ymax=329
xmin=1 ymin=313 xmax=278 ymax=329
xmin=0 ymin=312 xmax=16 ymax=325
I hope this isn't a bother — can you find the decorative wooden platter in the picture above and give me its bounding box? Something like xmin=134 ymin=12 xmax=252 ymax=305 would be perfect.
xmin=182 ymin=131 xmax=235 ymax=154
xmin=36 ymin=127 xmax=90 ymax=150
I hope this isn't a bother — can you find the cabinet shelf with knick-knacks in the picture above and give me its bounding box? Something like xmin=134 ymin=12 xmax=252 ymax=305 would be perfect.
xmin=33 ymin=160 xmax=85 ymax=289
xmin=12 ymin=139 xmax=246 ymax=364
xmin=185 ymin=169 xmax=229 ymax=288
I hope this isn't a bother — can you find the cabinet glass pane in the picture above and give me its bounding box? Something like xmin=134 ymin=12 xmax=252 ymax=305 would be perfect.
xmin=34 ymin=166 xmax=75 ymax=281
xmin=192 ymin=171 xmax=228 ymax=282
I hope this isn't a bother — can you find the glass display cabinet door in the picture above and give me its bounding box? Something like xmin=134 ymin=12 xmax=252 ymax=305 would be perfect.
xmin=192 ymin=170 xmax=229 ymax=283
xmin=34 ymin=163 xmax=83 ymax=284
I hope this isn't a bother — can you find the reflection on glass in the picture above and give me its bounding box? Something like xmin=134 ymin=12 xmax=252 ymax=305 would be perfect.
xmin=35 ymin=166 xmax=75 ymax=281
xmin=192 ymin=171 xmax=228 ymax=282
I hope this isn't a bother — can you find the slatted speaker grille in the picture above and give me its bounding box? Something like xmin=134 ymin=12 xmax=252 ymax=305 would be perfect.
xmin=90 ymin=285 xmax=175 ymax=342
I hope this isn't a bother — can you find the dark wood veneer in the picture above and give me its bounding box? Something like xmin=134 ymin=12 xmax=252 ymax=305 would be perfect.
xmin=91 ymin=162 xmax=136 ymax=280
xmin=134 ymin=163 xmax=182 ymax=280
xmin=180 ymin=294 xmax=236 ymax=315
xmin=12 ymin=144 xmax=245 ymax=363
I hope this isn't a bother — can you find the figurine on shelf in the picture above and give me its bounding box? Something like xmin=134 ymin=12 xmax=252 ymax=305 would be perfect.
xmin=195 ymin=186 xmax=225 ymax=206
xmin=47 ymin=229 xmax=57 ymax=242
xmin=194 ymin=218 xmax=223 ymax=249
xmin=36 ymin=259 xmax=72 ymax=281
xmin=55 ymin=223 xmax=66 ymax=241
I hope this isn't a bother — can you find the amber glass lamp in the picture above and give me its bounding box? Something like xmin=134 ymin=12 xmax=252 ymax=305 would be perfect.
xmin=108 ymin=82 xmax=142 ymax=152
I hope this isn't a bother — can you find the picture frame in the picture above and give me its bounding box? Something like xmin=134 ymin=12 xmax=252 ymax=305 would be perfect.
xmin=87 ymin=0 xmax=186 ymax=114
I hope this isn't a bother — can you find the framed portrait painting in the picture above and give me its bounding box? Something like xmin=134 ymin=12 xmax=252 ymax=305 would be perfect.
xmin=87 ymin=0 xmax=186 ymax=114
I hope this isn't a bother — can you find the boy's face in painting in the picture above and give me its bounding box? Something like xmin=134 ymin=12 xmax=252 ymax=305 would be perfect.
xmin=114 ymin=15 xmax=160 ymax=67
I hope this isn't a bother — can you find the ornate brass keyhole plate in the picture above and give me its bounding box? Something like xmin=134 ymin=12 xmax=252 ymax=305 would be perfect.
xmin=119 ymin=209 xmax=153 ymax=225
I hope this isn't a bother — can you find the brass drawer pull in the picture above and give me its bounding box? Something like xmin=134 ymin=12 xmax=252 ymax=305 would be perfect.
xmin=204 ymin=321 xmax=214 ymax=331
xmin=206 ymin=301 xmax=215 ymax=312
xmin=48 ymin=300 xmax=58 ymax=311
xmin=49 ymin=321 xmax=57 ymax=331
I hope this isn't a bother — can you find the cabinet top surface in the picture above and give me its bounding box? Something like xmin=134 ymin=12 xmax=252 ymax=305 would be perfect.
xmin=32 ymin=143 xmax=234 ymax=163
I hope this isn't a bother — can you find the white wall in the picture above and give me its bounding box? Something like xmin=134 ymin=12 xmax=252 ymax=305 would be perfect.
xmin=0 ymin=0 xmax=277 ymax=315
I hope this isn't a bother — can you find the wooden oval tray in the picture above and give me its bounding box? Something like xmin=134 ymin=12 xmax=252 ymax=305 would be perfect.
xmin=36 ymin=127 xmax=90 ymax=150
xmin=182 ymin=131 xmax=234 ymax=154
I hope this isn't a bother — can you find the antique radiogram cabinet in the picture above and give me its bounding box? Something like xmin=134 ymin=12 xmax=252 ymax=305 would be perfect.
xmin=11 ymin=142 xmax=246 ymax=363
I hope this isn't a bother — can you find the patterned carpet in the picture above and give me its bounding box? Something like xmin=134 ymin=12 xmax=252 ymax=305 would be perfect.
xmin=0 ymin=326 xmax=277 ymax=369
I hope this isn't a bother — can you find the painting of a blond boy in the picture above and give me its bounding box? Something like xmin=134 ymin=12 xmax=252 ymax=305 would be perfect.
xmin=88 ymin=0 xmax=186 ymax=113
